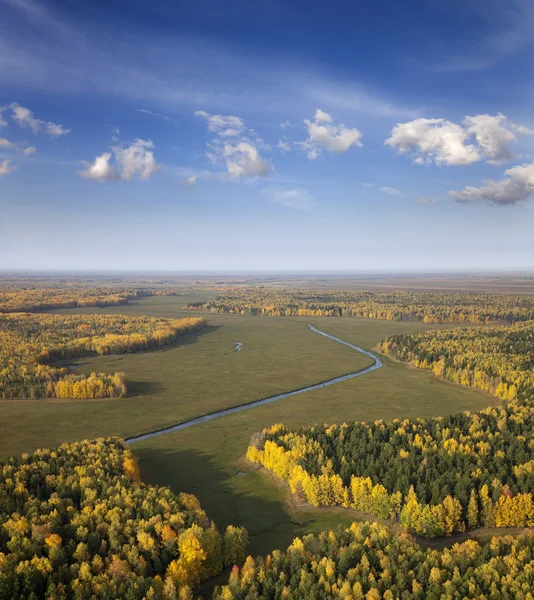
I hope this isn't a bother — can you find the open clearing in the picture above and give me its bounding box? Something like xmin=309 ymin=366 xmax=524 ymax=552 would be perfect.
xmin=0 ymin=295 xmax=372 ymax=457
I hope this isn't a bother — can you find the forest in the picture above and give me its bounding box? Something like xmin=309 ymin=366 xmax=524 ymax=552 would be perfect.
xmin=0 ymin=437 xmax=248 ymax=600
xmin=212 ymin=521 xmax=534 ymax=599
xmin=186 ymin=288 xmax=534 ymax=324
xmin=0 ymin=285 xmax=175 ymax=313
xmin=0 ymin=314 xmax=206 ymax=399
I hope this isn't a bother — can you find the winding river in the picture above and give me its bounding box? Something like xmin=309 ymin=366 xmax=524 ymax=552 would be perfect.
xmin=125 ymin=324 xmax=382 ymax=445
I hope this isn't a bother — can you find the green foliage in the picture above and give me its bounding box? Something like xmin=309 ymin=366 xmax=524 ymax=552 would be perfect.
xmin=0 ymin=313 xmax=206 ymax=399
xmin=0 ymin=438 xmax=247 ymax=599
xmin=187 ymin=288 xmax=534 ymax=323
xmin=212 ymin=521 xmax=534 ymax=599
xmin=248 ymin=400 xmax=534 ymax=537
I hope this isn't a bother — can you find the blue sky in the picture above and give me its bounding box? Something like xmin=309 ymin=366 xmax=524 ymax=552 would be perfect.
xmin=1 ymin=0 xmax=534 ymax=272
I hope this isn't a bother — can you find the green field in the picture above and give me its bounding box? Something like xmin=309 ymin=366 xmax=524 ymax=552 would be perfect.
xmin=0 ymin=295 xmax=372 ymax=457
xmin=0 ymin=295 xmax=494 ymax=557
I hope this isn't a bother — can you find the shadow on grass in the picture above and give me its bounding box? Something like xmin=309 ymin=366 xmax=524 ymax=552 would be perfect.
xmin=150 ymin=324 xmax=222 ymax=352
xmin=135 ymin=445 xmax=314 ymax=558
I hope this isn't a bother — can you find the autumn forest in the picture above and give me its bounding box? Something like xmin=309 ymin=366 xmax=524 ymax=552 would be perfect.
xmin=2 ymin=279 xmax=534 ymax=598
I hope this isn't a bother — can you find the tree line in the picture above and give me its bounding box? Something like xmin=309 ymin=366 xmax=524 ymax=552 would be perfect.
xmin=0 ymin=437 xmax=248 ymax=599
xmin=186 ymin=288 xmax=534 ymax=324
xmin=0 ymin=285 xmax=178 ymax=314
xmin=379 ymin=320 xmax=534 ymax=404
xmin=0 ymin=314 xmax=206 ymax=399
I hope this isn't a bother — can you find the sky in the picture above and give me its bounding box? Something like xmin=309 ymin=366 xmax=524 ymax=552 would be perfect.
xmin=1 ymin=0 xmax=534 ymax=272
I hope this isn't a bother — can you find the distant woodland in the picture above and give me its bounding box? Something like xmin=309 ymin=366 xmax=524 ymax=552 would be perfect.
xmin=0 ymin=286 xmax=175 ymax=314
xmin=379 ymin=321 xmax=534 ymax=403
xmin=0 ymin=314 xmax=206 ymax=399
xmin=0 ymin=438 xmax=248 ymax=599
xmin=187 ymin=288 xmax=534 ymax=323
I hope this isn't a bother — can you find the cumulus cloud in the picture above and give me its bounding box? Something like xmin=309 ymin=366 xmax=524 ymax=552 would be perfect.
xmin=79 ymin=139 xmax=159 ymax=182
xmin=385 ymin=118 xmax=480 ymax=166
xmin=10 ymin=103 xmax=70 ymax=136
xmin=262 ymin=187 xmax=316 ymax=210
xmin=0 ymin=159 xmax=16 ymax=176
xmin=464 ymin=113 xmax=519 ymax=165
xmin=416 ymin=197 xmax=439 ymax=205
xmin=0 ymin=138 xmax=15 ymax=149
xmin=196 ymin=109 xmax=271 ymax=178
xmin=195 ymin=110 xmax=246 ymax=138
xmin=386 ymin=113 xmax=534 ymax=166
xmin=380 ymin=187 xmax=404 ymax=197
xmin=223 ymin=141 xmax=271 ymax=177
xmin=298 ymin=109 xmax=363 ymax=159
xmin=450 ymin=161 xmax=534 ymax=206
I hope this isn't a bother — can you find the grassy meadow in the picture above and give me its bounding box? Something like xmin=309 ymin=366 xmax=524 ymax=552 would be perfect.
xmin=0 ymin=295 xmax=371 ymax=457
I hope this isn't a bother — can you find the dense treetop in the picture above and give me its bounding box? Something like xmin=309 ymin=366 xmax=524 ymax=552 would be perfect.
xmin=213 ymin=521 xmax=534 ymax=600
xmin=187 ymin=288 xmax=534 ymax=323
xmin=0 ymin=438 xmax=248 ymax=600
xmin=0 ymin=314 xmax=206 ymax=399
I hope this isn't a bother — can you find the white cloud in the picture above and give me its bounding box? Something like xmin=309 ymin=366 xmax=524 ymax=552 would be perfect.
xmin=385 ymin=118 xmax=480 ymax=166
xmin=114 ymin=139 xmax=158 ymax=180
xmin=464 ymin=113 xmax=517 ymax=165
xmin=0 ymin=159 xmax=16 ymax=176
xmin=280 ymin=120 xmax=293 ymax=129
xmin=223 ymin=141 xmax=271 ymax=178
xmin=80 ymin=152 xmax=116 ymax=181
xmin=380 ymin=187 xmax=404 ymax=197
xmin=137 ymin=108 xmax=179 ymax=124
xmin=450 ymin=161 xmax=534 ymax=205
xmin=511 ymin=123 xmax=534 ymax=135
xmin=278 ymin=139 xmax=291 ymax=152
xmin=79 ymin=139 xmax=159 ymax=182
xmin=0 ymin=138 xmax=15 ymax=149
xmin=10 ymin=103 xmax=70 ymax=136
xmin=196 ymin=110 xmax=271 ymax=178
xmin=416 ymin=197 xmax=439 ymax=205
xmin=0 ymin=138 xmax=36 ymax=155
xmin=184 ymin=174 xmax=197 ymax=187
xmin=386 ymin=113 xmax=534 ymax=166
xmin=262 ymin=187 xmax=316 ymax=211
xmin=298 ymin=109 xmax=363 ymax=159
xmin=195 ymin=110 xmax=246 ymax=138
xmin=0 ymin=107 xmax=7 ymax=128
